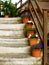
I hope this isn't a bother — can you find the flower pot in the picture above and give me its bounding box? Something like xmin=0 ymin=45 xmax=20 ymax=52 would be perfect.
xmin=29 ymin=38 xmax=38 ymax=46
xmin=22 ymin=17 xmax=29 ymax=23
xmin=32 ymin=49 xmax=41 ymax=57
xmin=27 ymin=31 xmax=34 ymax=37
xmin=4 ymin=15 xmax=9 ymax=18
xmin=25 ymin=24 xmax=32 ymax=28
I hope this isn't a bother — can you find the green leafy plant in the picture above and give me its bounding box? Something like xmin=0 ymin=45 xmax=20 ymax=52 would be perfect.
xmin=24 ymin=28 xmax=37 ymax=35
xmin=1 ymin=1 xmax=19 ymax=17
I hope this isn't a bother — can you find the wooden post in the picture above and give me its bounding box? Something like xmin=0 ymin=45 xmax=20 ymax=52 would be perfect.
xmin=20 ymin=0 xmax=22 ymax=12
xmin=28 ymin=0 xmax=30 ymax=15
xmin=43 ymin=10 xmax=48 ymax=65
xmin=0 ymin=2 xmax=1 ymax=16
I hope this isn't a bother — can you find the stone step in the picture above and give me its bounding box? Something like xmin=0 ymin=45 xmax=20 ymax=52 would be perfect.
xmin=0 ymin=56 xmax=42 ymax=65
xmin=0 ymin=38 xmax=40 ymax=47
xmin=0 ymin=38 xmax=28 ymax=42
xmin=0 ymin=38 xmax=29 ymax=47
xmin=0 ymin=17 xmax=21 ymax=24
xmin=0 ymin=30 xmax=25 ymax=38
xmin=0 ymin=46 xmax=31 ymax=58
xmin=0 ymin=24 xmax=25 ymax=30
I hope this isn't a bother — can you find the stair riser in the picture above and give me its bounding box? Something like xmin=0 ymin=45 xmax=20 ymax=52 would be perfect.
xmin=0 ymin=17 xmax=21 ymax=24
xmin=0 ymin=62 xmax=42 ymax=65
xmin=0 ymin=57 xmax=42 ymax=65
xmin=0 ymin=53 xmax=31 ymax=58
xmin=0 ymin=24 xmax=25 ymax=30
xmin=0 ymin=42 xmax=29 ymax=47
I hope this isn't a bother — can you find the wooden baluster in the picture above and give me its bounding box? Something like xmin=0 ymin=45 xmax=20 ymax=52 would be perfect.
xmin=28 ymin=0 xmax=30 ymax=10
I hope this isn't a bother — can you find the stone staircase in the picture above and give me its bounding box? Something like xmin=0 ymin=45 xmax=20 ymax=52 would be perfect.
xmin=0 ymin=17 xmax=42 ymax=65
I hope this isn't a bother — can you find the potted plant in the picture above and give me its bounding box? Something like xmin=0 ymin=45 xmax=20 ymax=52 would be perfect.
xmin=21 ymin=13 xmax=30 ymax=23
xmin=25 ymin=21 xmax=33 ymax=28
xmin=24 ymin=28 xmax=37 ymax=37
xmin=29 ymin=34 xmax=39 ymax=46
xmin=1 ymin=1 xmax=19 ymax=17
xmin=27 ymin=28 xmax=37 ymax=37
xmin=31 ymin=45 xmax=42 ymax=57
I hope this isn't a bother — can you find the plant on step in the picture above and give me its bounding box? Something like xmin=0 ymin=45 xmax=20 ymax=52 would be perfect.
xmin=31 ymin=46 xmax=42 ymax=57
xmin=25 ymin=21 xmax=33 ymax=29
xmin=24 ymin=28 xmax=37 ymax=37
xmin=28 ymin=34 xmax=39 ymax=46
xmin=1 ymin=1 xmax=19 ymax=17
xmin=21 ymin=13 xmax=30 ymax=23
xmin=31 ymin=41 xmax=42 ymax=57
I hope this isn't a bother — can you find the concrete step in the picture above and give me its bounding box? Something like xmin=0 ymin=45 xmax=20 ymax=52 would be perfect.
xmin=0 ymin=46 xmax=31 ymax=58
xmin=0 ymin=24 xmax=25 ymax=30
xmin=0 ymin=56 xmax=42 ymax=65
xmin=0 ymin=30 xmax=25 ymax=38
xmin=0 ymin=38 xmax=29 ymax=47
xmin=0 ymin=17 xmax=21 ymax=24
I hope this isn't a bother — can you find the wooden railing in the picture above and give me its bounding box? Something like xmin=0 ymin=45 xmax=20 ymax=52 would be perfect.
xmin=28 ymin=0 xmax=43 ymax=41
xmin=17 ymin=0 xmax=43 ymax=41
xmin=17 ymin=0 xmax=49 ymax=65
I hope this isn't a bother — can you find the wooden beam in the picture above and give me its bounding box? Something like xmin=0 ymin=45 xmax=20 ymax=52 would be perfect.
xmin=43 ymin=10 xmax=48 ymax=65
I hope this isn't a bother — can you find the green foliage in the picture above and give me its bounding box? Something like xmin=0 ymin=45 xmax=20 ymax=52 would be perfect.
xmin=1 ymin=0 xmax=19 ymax=17
xmin=24 ymin=28 xmax=37 ymax=35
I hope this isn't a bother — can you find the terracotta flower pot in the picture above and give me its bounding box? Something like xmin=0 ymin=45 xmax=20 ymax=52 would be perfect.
xmin=4 ymin=15 xmax=9 ymax=18
xmin=22 ymin=17 xmax=29 ymax=23
xmin=32 ymin=49 xmax=41 ymax=57
xmin=25 ymin=24 xmax=32 ymax=28
xmin=29 ymin=38 xmax=38 ymax=46
xmin=27 ymin=31 xmax=34 ymax=37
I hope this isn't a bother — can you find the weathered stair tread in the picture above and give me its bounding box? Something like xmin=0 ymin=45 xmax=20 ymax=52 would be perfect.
xmin=0 ymin=30 xmax=24 ymax=36
xmin=0 ymin=38 xmax=28 ymax=42
xmin=0 ymin=56 xmax=42 ymax=65
xmin=0 ymin=29 xmax=26 ymax=38
xmin=0 ymin=46 xmax=30 ymax=57
xmin=0 ymin=24 xmax=25 ymax=30
xmin=0 ymin=41 xmax=29 ymax=47
xmin=0 ymin=17 xmax=21 ymax=24
xmin=0 ymin=38 xmax=28 ymax=47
